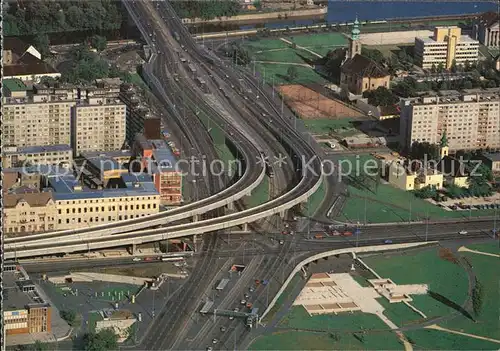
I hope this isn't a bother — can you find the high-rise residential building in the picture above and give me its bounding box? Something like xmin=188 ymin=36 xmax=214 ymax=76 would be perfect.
xmin=414 ymin=26 xmax=479 ymax=69
xmin=71 ymin=94 xmax=127 ymax=155
xmin=2 ymin=79 xmax=76 ymax=147
xmin=400 ymin=89 xmax=500 ymax=152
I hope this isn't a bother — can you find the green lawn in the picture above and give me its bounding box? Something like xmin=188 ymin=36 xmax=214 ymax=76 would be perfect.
xmin=304 ymin=118 xmax=357 ymax=135
xmin=244 ymin=38 xmax=289 ymax=53
xmin=442 ymin=247 xmax=500 ymax=340
xmin=287 ymin=32 xmax=348 ymax=48
xmin=335 ymin=155 xmax=497 ymax=224
xmin=364 ymin=248 xmax=469 ymax=319
xmin=128 ymin=72 xmax=148 ymax=90
xmin=253 ymin=62 xmax=327 ymax=85
xmin=262 ymin=274 xmax=302 ymax=324
xmin=246 ymin=176 xmax=269 ymax=207
xmin=307 ymin=179 xmax=326 ymax=217
xmin=404 ymin=328 xmax=499 ymax=350
xmin=87 ymin=312 xmax=103 ymax=333
xmin=249 ymin=329 xmax=403 ymax=350
xmin=464 ymin=242 xmax=499 ymax=255
xmin=254 ymin=48 xmax=309 ymax=64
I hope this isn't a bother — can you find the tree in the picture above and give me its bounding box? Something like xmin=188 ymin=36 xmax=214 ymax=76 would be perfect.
xmin=33 ymin=33 xmax=50 ymax=58
xmin=33 ymin=341 xmax=49 ymax=351
xmin=363 ymin=87 xmax=397 ymax=106
xmin=83 ymin=329 xmax=119 ymax=351
xmin=413 ymin=185 xmax=438 ymax=199
xmin=430 ymin=63 xmax=437 ymax=74
xmin=90 ymin=35 xmax=107 ymax=52
xmin=409 ymin=141 xmax=439 ymax=162
xmin=450 ymin=59 xmax=457 ymax=73
xmin=60 ymin=310 xmax=77 ymax=326
xmin=287 ymin=66 xmax=298 ymax=81
xmin=361 ymin=47 xmax=385 ymax=64
xmin=437 ymin=62 xmax=445 ymax=73
xmin=472 ymin=277 xmax=484 ymax=317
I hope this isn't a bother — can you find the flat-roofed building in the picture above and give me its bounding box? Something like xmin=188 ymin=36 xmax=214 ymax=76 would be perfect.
xmin=2 ymin=80 xmax=76 ymax=148
xmin=134 ymin=133 xmax=183 ymax=205
xmin=415 ymin=26 xmax=479 ymax=69
xmin=400 ymin=89 xmax=500 ymax=151
xmin=71 ymin=94 xmax=127 ymax=155
xmin=81 ymin=154 xmax=129 ymax=188
xmin=46 ymin=173 xmax=160 ymax=230
xmin=2 ymin=144 xmax=73 ymax=168
xmin=4 ymin=264 xmax=52 ymax=335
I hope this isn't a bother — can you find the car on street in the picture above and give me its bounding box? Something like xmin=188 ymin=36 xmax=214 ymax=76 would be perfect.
xmin=240 ymin=300 xmax=247 ymax=305
xmin=459 ymin=230 xmax=468 ymax=235
xmin=220 ymin=327 xmax=226 ymax=332
xmin=244 ymin=294 xmax=250 ymax=299
xmin=229 ymin=315 xmax=234 ymax=320
xmin=212 ymin=339 xmax=218 ymax=344
xmin=206 ymin=347 xmax=213 ymax=351
xmin=132 ymin=257 xmax=141 ymax=262
xmin=233 ymin=308 xmax=239 ymax=312
xmin=249 ymin=287 xmax=255 ymax=292
xmin=384 ymin=239 xmax=393 ymax=244
xmin=279 ymin=240 xmax=284 ymax=245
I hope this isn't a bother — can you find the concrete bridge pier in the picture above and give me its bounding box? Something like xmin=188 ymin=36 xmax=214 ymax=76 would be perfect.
xmin=226 ymin=201 xmax=235 ymax=211
xmin=193 ymin=214 xmax=200 ymax=222
xmin=192 ymin=234 xmax=200 ymax=252
xmin=241 ymin=223 xmax=249 ymax=232
xmin=279 ymin=209 xmax=287 ymax=219
xmin=131 ymin=243 xmax=137 ymax=255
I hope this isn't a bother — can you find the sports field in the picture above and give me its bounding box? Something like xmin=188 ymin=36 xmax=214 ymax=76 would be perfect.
xmin=279 ymin=85 xmax=363 ymax=119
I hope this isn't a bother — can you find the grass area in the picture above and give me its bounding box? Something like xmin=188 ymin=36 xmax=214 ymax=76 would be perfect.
xmin=335 ymin=155 xmax=498 ymax=224
xmin=215 ymin=142 xmax=235 ymax=165
xmin=249 ymin=329 xmax=402 ymax=350
xmin=304 ymin=118 xmax=356 ymax=135
xmin=377 ymin=298 xmax=424 ymax=327
xmin=365 ymin=44 xmax=412 ymax=58
xmin=262 ymin=274 xmax=302 ymax=324
xmin=442 ymin=247 xmax=500 ymax=340
xmin=246 ymin=176 xmax=269 ymax=207
xmin=87 ymin=312 xmax=103 ymax=333
xmin=253 ymin=48 xmax=309 ymax=64
xmin=128 ymin=72 xmax=148 ymax=90
xmin=364 ymin=248 xmax=469 ymax=319
xmin=307 ymin=179 xmax=326 ymax=217
xmin=244 ymin=38 xmax=289 ymax=53
xmin=253 ymin=62 xmax=327 ymax=85
xmin=405 ymin=328 xmax=500 ymax=350
xmin=287 ymin=32 xmax=348 ymax=48
xmin=464 ymin=242 xmax=499 ymax=255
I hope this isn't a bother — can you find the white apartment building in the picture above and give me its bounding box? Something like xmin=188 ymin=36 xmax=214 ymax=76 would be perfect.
xmin=2 ymin=80 xmax=76 ymax=147
xmin=400 ymin=89 xmax=500 ymax=152
xmin=415 ymin=26 xmax=479 ymax=69
xmin=71 ymin=96 xmax=127 ymax=155
xmin=2 ymin=144 xmax=73 ymax=168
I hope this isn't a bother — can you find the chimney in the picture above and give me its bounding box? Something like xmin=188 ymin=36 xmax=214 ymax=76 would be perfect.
xmin=144 ymin=118 xmax=162 ymax=140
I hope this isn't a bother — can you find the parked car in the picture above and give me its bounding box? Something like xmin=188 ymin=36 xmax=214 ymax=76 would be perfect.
xmin=459 ymin=230 xmax=468 ymax=235
xmin=384 ymin=239 xmax=393 ymax=244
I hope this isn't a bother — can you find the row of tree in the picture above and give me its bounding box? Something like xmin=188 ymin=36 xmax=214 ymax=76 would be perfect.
xmin=171 ymin=0 xmax=240 ymax=20
xmin=4 ymin=0 xmax=123 ymax=36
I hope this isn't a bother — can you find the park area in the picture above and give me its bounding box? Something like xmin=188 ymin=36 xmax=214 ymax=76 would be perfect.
xmin=334 ymin=155 xmax=498 ymax=224
xmin=250 ymin=243 xmax=499 ymax=350
xmin=242 ymin=32 xmax=348 ymax=85
xmin=279 ymin=85 xmax=363 ymax=119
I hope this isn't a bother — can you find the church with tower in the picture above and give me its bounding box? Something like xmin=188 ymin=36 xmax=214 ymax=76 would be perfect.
xmin=339 ymin=18 xmax=392 ymax=95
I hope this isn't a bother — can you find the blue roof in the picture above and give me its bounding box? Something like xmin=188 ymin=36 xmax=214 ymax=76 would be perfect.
xmin=3 ymin=144 xmax=72 ymax=155
xmin=85 ymin=155 xmax=123 ymax=173
xmin=121 ymin=173 xmax=153 ymax=186
xmin=48 ymin=175 xmax=79 ymax=193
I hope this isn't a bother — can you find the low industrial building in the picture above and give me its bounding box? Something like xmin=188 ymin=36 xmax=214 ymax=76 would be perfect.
xmin=4 ymin=263 xmax=52 ymax=335
xmin=414 ymin=26 xmax=479 ymax=69
xmin=2 ymin=144 xmax=73 ymax=168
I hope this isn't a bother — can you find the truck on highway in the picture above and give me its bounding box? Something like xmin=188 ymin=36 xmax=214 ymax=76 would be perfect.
xmin=187 ymin=64 xmax=197 ymax=74
xmin=173 ymin=31 xmax=180 ymax=41
xmin=314 ymin=234 xmax=324 ymax=239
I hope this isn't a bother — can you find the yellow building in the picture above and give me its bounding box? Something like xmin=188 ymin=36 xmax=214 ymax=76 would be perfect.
xmin=415 ymin=26 xmax=479 ymax=69
xmin=386 ymin=160 xmax=443 ymax=191
xmin=340 ymin=17 xmax=391 ymax=95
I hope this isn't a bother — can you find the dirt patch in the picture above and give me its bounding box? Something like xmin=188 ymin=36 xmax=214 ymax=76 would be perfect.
xmin=438 ymin=248 xmax=459 ymax=265
xmin=279 ymin=84 xmax=363 ymax=119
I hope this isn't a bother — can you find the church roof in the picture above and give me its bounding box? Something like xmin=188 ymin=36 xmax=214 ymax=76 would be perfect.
xmin=341 ymin=54 xmax=389 ymax=78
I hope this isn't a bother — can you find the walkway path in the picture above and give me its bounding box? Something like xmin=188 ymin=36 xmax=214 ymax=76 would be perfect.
xmin=425 ymin=324 xmax=500 ymax=344
xmin=279 ymin=38 xmax=323 ymax=58
xmin=457 ymin=246 xmax=500 ymax=258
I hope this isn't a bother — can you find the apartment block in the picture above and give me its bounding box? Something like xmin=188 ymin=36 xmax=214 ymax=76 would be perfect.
xmin=2 ymin=79 xmax=76 ymax=147
xmin=414 ymin=26 xmax=479 ymax=69
xmin=71 ymin=94 xmax=127 ymax=155
xmin=400 ymin=89 xmax=500 ymax=152
xmin=2 ymin=144 xmax=73 ymax=168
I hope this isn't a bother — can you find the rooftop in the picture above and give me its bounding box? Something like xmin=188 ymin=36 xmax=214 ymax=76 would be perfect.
xmin=342 ymin=54 xmax=389 ymax=78
xmin=3 ymin=144 xmax=72 ymax=155
xmin=3 ymin=78 xmax=28 ymax=92
xmin=418 ymin=35 xmax=478 ymax=44
xmin=4 ymin=265 xmax=47 ymax=311
xmin=85 ymin=155 xmax=124 ymax=174
xmin=80 ymin=150 xmax=132 ymax=160
xmin=408 ymin=88 xmax=500 ymax=105
xmin=483 ymin=152 xmax=500 ymax=162
xmin=4 ymin=191 xmax=54 ymax=209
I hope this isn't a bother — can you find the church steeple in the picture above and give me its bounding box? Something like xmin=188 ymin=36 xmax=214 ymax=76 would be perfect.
xmin=348 ymin=16 xmax=361 ymax=59
xmin=351 ymin=16 xmax=360 ymax=40
xmin=440 ymin=131 xmax=449 ymax=159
